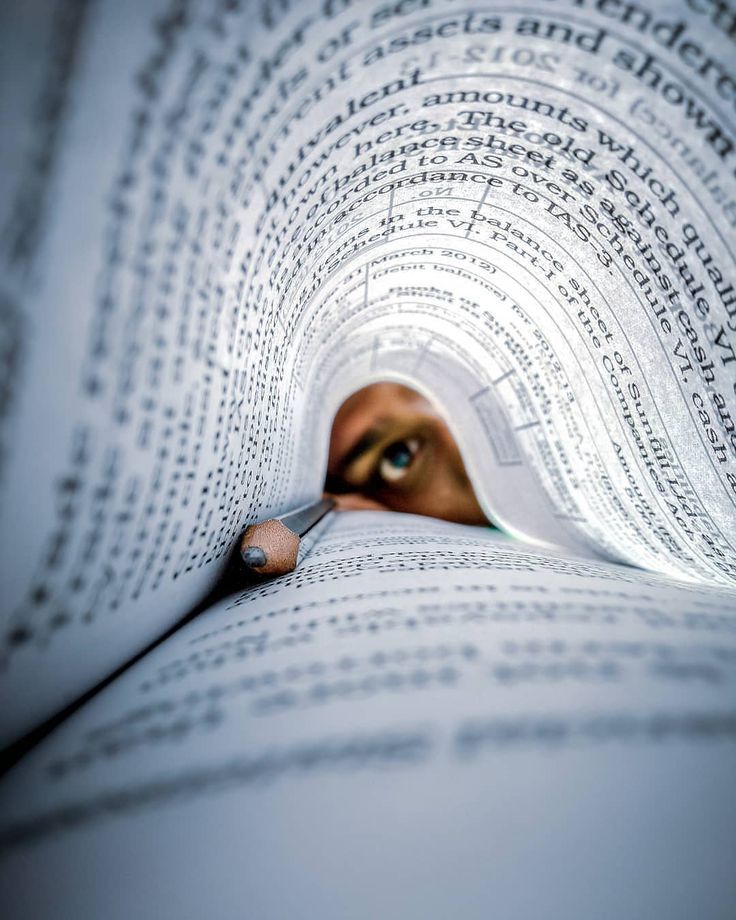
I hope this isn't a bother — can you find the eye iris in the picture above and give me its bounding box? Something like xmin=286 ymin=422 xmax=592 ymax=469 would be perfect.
xmin=379 ymin=438 xmax=419 ymax=484
xmin=385 ymin=441 xmax=412 ymax=469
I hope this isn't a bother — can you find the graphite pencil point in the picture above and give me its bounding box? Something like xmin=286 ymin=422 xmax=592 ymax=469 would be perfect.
xmin=241 ymin=546 xmax=267 ymax=569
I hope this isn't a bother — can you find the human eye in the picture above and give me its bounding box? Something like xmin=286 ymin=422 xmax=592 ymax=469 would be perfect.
xmin=377 ymin=437 xmax=421 ymax=484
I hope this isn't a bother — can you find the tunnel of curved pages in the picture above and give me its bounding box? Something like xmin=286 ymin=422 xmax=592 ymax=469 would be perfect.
xmin=2 ymin=5 xmax=736 ymax=917
xmin=1 ymin=1 xmax=735 ymax=747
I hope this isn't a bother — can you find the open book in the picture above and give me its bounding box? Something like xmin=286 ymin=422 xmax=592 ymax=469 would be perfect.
xmin=1 ymin=0 xmax=735 ymax=916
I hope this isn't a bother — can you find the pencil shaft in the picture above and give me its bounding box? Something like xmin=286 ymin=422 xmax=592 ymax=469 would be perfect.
xmin=279 ymin=497 xmax=335 ymax=537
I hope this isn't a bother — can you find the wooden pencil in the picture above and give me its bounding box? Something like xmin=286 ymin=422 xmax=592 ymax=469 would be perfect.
xmin=240 ymin=497 xmax=336 ymax=576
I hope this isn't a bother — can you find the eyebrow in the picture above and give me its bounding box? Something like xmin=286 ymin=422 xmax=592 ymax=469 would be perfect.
xmin=339 ymin=426 xmax=385 ymax=472
xmin=325 ymin=429 xmax=384 ymax=494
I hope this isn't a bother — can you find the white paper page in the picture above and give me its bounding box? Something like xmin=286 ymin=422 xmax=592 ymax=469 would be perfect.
xmin=3 ymin=0 xmax=736 ymax=745
xmin=285 ymin=0 xmax=736 ymax=583
xmin=2 ymin=512 xmax=735 ymax=919
xmin=0 ymin=0 xmax=320 ymax=742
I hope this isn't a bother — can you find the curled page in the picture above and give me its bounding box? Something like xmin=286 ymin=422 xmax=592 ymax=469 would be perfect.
xmin=1 ymin=0 xmax=735 ymax=742
xmin=1 ymin=513 xmax=735 ymax=918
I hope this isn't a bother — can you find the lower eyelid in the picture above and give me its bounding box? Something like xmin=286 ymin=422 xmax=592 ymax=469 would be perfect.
xmin=379 ymin=459 xmax=409 ymax=483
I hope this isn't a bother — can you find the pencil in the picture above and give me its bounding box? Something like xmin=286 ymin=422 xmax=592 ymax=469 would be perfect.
xmin=240 ymin=497 xmax=336 ymax=576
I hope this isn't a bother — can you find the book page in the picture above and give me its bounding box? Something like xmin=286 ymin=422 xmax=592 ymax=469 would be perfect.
xmin=2 ymin=0 xmax=736 ymax=743
xmin=0 ymin=0 xmax=323 ymax=742
xmin=1 ymin=512 xmax=735 ymax=919
xmin=282 ymin=0 xmax=736 ymax=582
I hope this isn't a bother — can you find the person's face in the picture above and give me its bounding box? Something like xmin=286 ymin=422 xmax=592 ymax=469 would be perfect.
xmin=326 ymin=382 xmax=487 ymax=525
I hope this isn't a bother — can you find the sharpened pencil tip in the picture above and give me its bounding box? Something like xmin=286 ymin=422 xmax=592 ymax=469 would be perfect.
xmin=242 ymin=546 xmax=267 ymax=568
